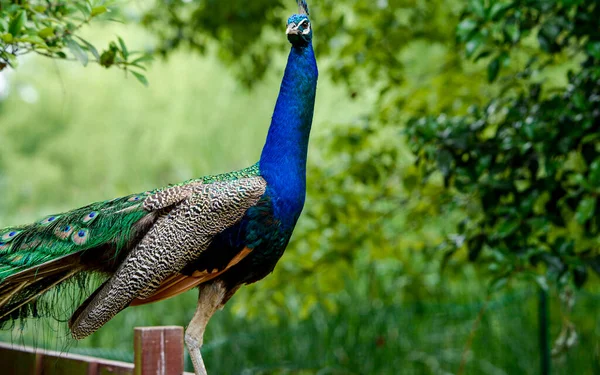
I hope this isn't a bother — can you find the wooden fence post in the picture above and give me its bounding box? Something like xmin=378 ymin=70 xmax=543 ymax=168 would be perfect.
xmin=134 ymin=326 xmax=185 ymax=375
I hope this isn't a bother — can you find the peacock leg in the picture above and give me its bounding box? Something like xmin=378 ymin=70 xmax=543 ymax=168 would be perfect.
xmin=185 ymin=281 xmax=227 ymax=375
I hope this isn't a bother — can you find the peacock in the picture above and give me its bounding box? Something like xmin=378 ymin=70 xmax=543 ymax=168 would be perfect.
xmin=0 ymin=1 xmax=317 ymax=374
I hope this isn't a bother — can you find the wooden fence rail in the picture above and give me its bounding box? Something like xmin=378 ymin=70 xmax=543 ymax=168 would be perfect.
xmin=0 ymin=326 xmax=193 ymax=375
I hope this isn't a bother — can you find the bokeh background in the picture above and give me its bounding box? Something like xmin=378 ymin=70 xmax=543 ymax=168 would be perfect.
xmin=0 ymin=1 xmax=599 ymax=374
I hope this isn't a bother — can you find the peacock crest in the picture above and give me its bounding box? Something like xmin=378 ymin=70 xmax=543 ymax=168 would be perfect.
xmin=297 ymin=0 xmax=309 ymax=15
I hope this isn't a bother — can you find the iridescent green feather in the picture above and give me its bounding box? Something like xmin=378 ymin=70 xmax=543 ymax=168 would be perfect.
xmin=176 ymin=163 xmax=260 ymax=187
xmin=0 ymin=195 xmax=149 ymax=282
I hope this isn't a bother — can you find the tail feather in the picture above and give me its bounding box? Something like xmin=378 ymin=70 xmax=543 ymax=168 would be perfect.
xmin=0 ymin=192 xmax=155 ymax=284
xmin=3 ymin=253 xmax=81 ymax=284
xmin=0 ymin=190 xmax=159 ymax=328
xmin=0 ymin=281 xmax=28 ymax=307
xmin=0 ymin=269 xmax=82 ymax=325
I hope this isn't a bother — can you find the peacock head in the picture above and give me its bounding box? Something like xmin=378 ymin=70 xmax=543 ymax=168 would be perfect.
xmin=287 ymin=1 xmax=312 ymax=46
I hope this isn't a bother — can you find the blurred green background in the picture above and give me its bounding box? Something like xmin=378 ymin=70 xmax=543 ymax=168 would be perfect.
xmin=1 ymin=0 xmax=599 ymax=374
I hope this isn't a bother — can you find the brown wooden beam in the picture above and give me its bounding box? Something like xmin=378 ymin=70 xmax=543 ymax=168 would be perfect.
xmin=134 ymin=326 xmax=185 ymax=375
xmin=0 ymin=342 xmax=134 ymax=375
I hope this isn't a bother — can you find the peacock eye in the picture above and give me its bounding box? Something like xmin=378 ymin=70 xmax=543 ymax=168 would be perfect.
xmin=301 ymin=20 xmax=309 ymax=27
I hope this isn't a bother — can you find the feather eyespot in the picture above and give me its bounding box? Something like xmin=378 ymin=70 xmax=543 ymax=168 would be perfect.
xmin=72 ymin=229 xmax=89 ymax=245
xmin=82 ymin=211 xmax=98 ymax=224
xmin=1 ymin=230 xmax=21 ymax=242
xmin=40 ymin=216 xmax=59 ymax=225
xmin=128 ymin=196 xmax=142 ymax=202
xmin=0 ymin=242 xmax=11 ymax=251
xmin=55 ymin=224 xmax=74 ymax=240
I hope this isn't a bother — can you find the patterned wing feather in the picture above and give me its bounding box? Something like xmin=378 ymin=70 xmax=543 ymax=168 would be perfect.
xmin=129 ymin=247 xmax=253 ymax=306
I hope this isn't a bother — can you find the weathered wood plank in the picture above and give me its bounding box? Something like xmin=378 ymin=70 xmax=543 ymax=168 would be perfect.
xmin=39 ymin=354 xmax=89 ymax=375
xmin=134 ymin=326 xmax=184 ymax=375
xmin=0 ymin=342 xmax=134 ymax=375
xmin=0 ymin=345 xmax=37 ymax=375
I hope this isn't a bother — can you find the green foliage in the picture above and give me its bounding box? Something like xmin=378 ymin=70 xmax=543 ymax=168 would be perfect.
xmin=0 ymin=0 xmax=149 ymax=80
xmin=140 ymin=0 xmax=286 ymax=87
xmin=407 ymin=1 xmax=600 ymax=290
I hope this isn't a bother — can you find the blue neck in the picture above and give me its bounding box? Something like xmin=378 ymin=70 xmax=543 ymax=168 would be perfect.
xmin=259 ymin=43 xmax=318 ymax=226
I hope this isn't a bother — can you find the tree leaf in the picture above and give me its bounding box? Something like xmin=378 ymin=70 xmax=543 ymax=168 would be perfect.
xmin=66 ymin=38 xmax=89 ymax=66
xmin=118 ymin=36 xmax=129 ymax=60
xmin=91 ymin=6 xmax=108 ymax=17
xmin=588 ymin=159 xmax=600 ymax=186
xmin=489 ymin=2 xmax=512 ymax=21
xmin=8 ymin=11 xmax=27 ymax=36
xmin=469 ymin=0 xmax=486 ymax=18
xmin=495 ymin=219 xmax=519 ymax=238
xmin=131 ymin=55 xmax=154 ymax=65
xmin=488 ymin=56 xmax=501 ymax=82
xmin=488 ymin=274 xmax=509 ymax=293
xmin=575 ymin=197 xmax=596 ymax=224
xmin=1 ymin=33 xmax=13 ymax=43
xmin=0 ymin=18 xmax=8 ymax=33
xmin=456 ymin=19 xmax=477 ymax=42
xmin=586 ymin=41 xmax=600 ymax=59
xmin=131 ymin=71 xmax=148 ymax=87
xmin=76 ymin=36 xmax=100 ymax=60
xmin=503 ymin=23 xmax=520 ymax=43
xmin=37 ymin=27 xmax=55 ymax=39
xmin=465 ymin=34 xmax=484 ymax=58
xmin=74 ymin=3 xmax=91 ymax=17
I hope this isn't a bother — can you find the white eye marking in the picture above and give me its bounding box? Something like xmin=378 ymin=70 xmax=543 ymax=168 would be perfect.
xmin=302 ymin=23 xmax=311 ymax=35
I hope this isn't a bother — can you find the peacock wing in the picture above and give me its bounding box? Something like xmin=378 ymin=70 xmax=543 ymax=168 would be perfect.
xmin=0 ymin=183 xmax=203 ymax=284
xmin=0 ymin=182 xmax=201 ymax=321
xmin=68 ymin=176 xmax=267 ymax=339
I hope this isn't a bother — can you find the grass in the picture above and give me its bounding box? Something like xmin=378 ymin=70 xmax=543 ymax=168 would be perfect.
xmin=2 ymin=285 xmax=598 ymax=374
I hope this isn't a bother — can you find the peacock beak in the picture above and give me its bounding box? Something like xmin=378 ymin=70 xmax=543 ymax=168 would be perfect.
xmin=286 ymin=24 xmax=300 ymax=35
